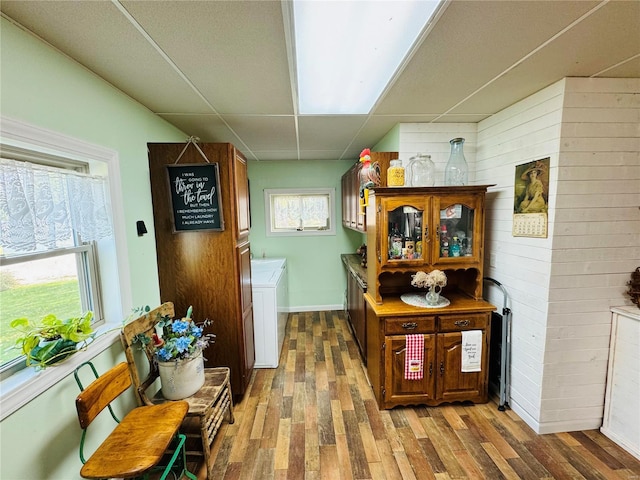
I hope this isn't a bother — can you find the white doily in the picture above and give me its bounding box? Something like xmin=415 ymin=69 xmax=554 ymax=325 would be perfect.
xmin=400 ymin=293 xmax=450 ymax=309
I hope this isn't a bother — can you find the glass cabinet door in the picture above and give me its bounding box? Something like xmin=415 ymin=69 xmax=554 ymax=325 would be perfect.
xmin=381 ymin=198 xmax=425 ymax=266
xmin=434 ymin=196 xmax=480 ymax=263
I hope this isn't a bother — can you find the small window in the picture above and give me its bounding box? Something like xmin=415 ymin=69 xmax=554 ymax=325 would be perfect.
xmin=265 ymin=188 xmax=335 ymax=236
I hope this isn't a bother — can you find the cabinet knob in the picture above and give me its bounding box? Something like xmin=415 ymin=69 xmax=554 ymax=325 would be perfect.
xmin=454 ymin=319 xmax=470 ymax=327
xmin=401 ymin=322 xmax=418 ymax=330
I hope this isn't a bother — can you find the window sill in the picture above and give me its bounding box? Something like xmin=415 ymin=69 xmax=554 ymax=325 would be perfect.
xmin=0 ymin=326 xmax=121 ymax=421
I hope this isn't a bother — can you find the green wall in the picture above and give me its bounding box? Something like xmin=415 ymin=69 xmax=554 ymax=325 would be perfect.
xmin=0 ymin=18 xmax=186 ymax=307
xmin=248 ymin=160 xmax=363 ymax=310
xmin=373 ymin=124 xmax=400 ymax=152
xmin=0 ymin=18 xmax=185 ymax=480
xmin=0 ymin=16 xmax=388 ymax=478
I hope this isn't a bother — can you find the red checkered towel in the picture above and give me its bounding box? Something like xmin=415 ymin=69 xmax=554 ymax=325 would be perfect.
xmin=404 ymin=334 xmax=424 ymax=380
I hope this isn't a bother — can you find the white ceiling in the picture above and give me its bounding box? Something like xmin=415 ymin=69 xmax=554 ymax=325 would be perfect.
xmin=1 ymin=0 xmax=639 ymax=161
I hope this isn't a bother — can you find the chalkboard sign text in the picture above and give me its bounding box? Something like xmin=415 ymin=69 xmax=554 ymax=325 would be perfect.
xmin=166 ymin=163 xmax=224 ymax=232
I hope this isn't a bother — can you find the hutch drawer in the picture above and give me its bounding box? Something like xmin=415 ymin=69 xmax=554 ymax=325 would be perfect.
xmin=385 ymin=316 xmax=436 ymax=335
xmin=439 ymin=314 xmax=489 ymax=332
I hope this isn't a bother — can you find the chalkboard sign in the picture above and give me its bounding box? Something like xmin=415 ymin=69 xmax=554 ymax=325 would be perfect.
xmin=166 ymin=163 xmax=224 ymax=232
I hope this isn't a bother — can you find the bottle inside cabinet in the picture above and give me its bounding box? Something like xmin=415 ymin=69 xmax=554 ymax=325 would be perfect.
xmin=438 ymin=203 xmax=474 ymax=259
xmin=387 ymin=206 xmax=423 ymax=261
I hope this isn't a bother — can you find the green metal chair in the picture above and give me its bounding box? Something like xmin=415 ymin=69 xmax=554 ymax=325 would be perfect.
xmin=74 ymin=361 xmax=197 ymax=480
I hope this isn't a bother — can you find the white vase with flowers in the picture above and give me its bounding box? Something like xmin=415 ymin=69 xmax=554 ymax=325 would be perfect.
xmin=134 ymin=306 xmax=215 ymax=400
xmin=411 ymin=270 xmax=448 ymax=306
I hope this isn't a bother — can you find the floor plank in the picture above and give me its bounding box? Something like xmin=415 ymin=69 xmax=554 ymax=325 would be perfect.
xmin=184 ymin=310 xmax=640 ymax=480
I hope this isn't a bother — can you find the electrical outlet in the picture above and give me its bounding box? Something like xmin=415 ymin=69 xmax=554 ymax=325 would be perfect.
xmin=490 ymin=253 xmax=497 ymax=267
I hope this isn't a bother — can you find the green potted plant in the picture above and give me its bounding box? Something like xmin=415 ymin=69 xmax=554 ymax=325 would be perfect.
xmin=10 ymin=311 xmax=95 ymax=368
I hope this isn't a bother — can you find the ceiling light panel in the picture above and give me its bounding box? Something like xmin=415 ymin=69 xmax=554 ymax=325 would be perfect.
xmin=293 ymin=0 xmax=440 ymax=114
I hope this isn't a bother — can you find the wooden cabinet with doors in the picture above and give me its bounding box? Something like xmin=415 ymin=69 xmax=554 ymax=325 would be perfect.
xmin=342 ymin=254 xmax=367 ymax=361
xmin=366 ymin=185 xmax=492 ymax=304
xmin=365 ymin=295 xmax=493 ymax=409
xmin=362 ymin=185 xmax=495 ymax=408
xmin=234 ymin=151 xmax=251 ymax=239
xmin=341 ymin=152 xmax=398 ymax=232
xmin=147 ymin=142 xmax=254 ymax=398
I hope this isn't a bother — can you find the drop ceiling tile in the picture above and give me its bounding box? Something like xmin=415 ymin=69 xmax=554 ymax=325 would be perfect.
xmin=433 ymin=114 xmax=492 ymax=123
xmin=375 ymin=0 xmax=602 ymax=115
xmin=157 ymin=114 xmax=239 ymax=144
xmin=2 ymin=0 xmax=636 ymax=163
xmin=249 ymin=150 xmax=301 ymax=161
xmin=449 ymin=0 xmax=640 ymax=114
xmin=298 ymin=116 xmax=368 ymax=151
xmin=222 ymin=116 xmax=296 ymax=150
xmin=121 ymin=1 xmax=294 ymax=115
xmin=1 ymin=1 xmax=211 ymax=114
xmin=595 ymin=56 xmax=640 ymax=77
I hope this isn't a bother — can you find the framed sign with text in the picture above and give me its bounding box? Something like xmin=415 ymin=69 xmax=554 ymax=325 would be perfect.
xmin=166 ymin=163 xmax=224 ymax=232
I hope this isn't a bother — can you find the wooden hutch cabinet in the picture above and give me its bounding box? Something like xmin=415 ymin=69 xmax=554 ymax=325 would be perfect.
xmin=148 ymin=142 xmax=254 ymax=398
xmin=363 ymin=185 xmax=495 ymax=409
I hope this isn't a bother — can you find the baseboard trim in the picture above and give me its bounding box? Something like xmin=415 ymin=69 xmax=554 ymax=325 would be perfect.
xmin=285 ymin=304 xmax=344 ymax=313
xmin=510 ymin=400 xmax=604 ymax=434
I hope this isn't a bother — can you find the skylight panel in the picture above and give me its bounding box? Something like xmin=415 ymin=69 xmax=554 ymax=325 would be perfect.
xmin=293 ymin=0 xmax=441 ymax=114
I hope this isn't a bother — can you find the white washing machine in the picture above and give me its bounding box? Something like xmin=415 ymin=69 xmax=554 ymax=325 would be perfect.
xmin=251 ymin=258 xmax=289 ymax=368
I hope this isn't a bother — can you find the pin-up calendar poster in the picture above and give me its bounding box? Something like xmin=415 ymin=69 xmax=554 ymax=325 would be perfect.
xmin=513 ymin=158 xmax=550 ymax=238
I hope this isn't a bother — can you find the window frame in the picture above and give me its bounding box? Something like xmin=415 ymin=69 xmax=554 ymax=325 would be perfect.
xmin=264 ymin=187 xmax=336 ymax=237
xmin=0 ymin=243 xmax=103 ymax=377
xmin=0 ymin=116 xmax=129 ymax=421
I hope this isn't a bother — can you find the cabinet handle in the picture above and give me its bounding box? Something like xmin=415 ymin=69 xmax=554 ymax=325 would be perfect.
xmin=429 ymin=362 xmax=433 ymax=376
xmin=401 ymin=322 xmax=418 ymax=330
xmin=455 ymin=319 xmax=470 ymax=327
xmin=440 ymin=361 xmax=444 ymax=376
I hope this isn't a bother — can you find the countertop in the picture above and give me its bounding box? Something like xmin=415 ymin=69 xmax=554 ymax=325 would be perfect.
xmin=364 ymin=292 xmax=496 ymax=317
xmin=341 ymin=253 xmax=367 ymax=289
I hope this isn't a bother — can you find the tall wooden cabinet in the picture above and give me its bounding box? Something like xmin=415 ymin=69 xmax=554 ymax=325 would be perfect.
xmin=148 ymin=142 xmax=254 ymax=398
xmin=363 ymin=185 xmax=496 ymax=409
xmin=341 ymin=152 xmax=397 ymax=232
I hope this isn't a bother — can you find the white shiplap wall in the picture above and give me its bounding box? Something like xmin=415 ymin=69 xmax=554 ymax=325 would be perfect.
xmin=398 ymin=123 xmax=477 ymax=185
xmin=476 ymin=77 xmax=639 ymax=433
xmin=544 ymin=78 xmax=640 ymax=431
xmin=476 ymin=80 xmax=564 ymax=431
xmin=398 ymin=77 xmax=639 ymax=434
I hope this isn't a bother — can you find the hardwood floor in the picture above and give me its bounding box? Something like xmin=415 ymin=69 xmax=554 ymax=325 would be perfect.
xmin=194 ymin=310 xmax=640 ymax=479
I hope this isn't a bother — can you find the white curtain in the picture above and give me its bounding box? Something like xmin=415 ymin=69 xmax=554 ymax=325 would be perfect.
xmin=0 ymin=158 xmax=113 ymax=254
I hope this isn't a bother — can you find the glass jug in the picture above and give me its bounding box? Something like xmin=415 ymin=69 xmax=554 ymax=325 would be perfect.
xmin=444 ymin=137 xmax=468 ymax=186
xmin=407 ymin=153 xmax=435 ymax=187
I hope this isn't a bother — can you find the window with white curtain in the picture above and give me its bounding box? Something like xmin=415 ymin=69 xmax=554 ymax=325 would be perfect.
xmin=0 ymin=157 xmax=112 ymax=374
xmin=264 ymin=188 xmax=335 ymax=236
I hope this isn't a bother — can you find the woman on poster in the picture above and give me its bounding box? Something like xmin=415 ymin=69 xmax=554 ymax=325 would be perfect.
xmin=517 ymin=162 xmax=547 ymax=214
